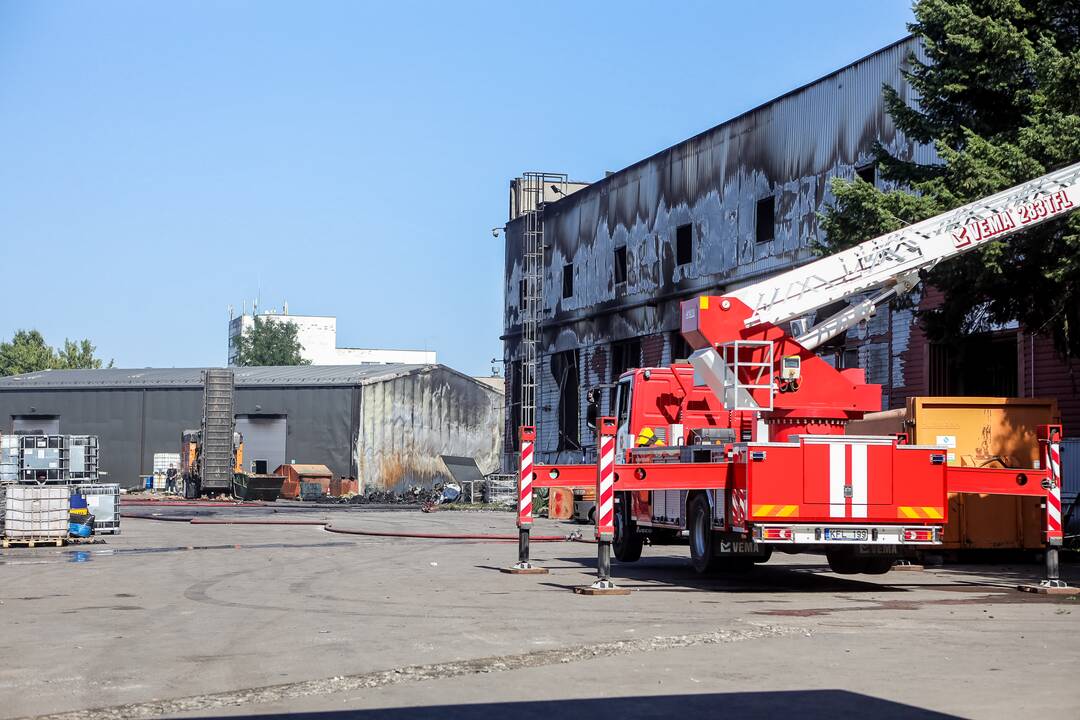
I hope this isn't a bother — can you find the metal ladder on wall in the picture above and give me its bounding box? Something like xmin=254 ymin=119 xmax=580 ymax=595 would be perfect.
xmin=518 ymin=172 xmax=568 ymax=434
xmin=200 ymin=369 xmax=236 ymax=487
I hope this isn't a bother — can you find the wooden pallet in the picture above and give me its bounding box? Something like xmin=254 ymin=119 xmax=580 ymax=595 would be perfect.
xmin=1 ymin=536 xmax=66 ymax=548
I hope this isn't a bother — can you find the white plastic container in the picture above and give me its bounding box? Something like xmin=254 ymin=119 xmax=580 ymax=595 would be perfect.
xmin=75 ymin=483 xmax=121 ymax=534
xmin=153 ymin=453 xmax=181 ymax=473
xmin=4 ymin=485 xmax=70 ymax=539
xmin=0 ymin=435 xmax=18 ymax=482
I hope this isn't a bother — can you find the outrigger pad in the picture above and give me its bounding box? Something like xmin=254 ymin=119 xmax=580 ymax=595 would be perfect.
xmin=574 ymin=583 xmax=631 ymax=596
xmin=501 ymin=566 xmax=549 ymax=575
xmin=1017 ymin=583 xmax=1080 ymax=596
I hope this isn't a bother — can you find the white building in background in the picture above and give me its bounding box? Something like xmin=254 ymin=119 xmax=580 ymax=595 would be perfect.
xmin=227 ymin=306 xmax=436 ymax=366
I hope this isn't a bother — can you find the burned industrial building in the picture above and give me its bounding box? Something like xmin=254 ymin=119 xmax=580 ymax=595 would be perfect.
xmin=500 ymin=35 xmax=1079 ymax=469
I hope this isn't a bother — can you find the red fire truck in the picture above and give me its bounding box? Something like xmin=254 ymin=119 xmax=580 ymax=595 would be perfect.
xmin=507 ymin=161 xmax=1078 ymax=592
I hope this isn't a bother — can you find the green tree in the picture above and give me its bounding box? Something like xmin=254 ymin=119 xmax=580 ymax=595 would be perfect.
xmin=821 ymin=0 xmax=1080 ymax=356
xmin=0 ymin=331 xmax=113 ymax=376
xmin=55 ymin=339 xmax=112 ymax=370
xmin=233 ymin=317 xmax=310 ymax=366
xmin=0 ymin=330 xmax=56 ymax=376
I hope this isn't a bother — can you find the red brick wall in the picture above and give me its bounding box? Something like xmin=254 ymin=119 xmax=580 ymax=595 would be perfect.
xmin=889 ymin=287 xmax=1079 ymax=433
xmin=1020 ymin=332 xmax=1080 ymax=434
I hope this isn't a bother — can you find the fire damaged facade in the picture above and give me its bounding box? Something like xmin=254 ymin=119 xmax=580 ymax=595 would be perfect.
xmin=501 ymin=35 xmax=1079 ymax=469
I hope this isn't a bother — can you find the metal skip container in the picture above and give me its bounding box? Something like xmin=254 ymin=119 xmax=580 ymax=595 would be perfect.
xmin=848 ymin=396 xmax=1060 ymax=550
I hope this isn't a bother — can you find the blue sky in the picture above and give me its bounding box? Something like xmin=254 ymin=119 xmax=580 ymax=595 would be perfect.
xmin=0 ymin=1 xmax=914 ymax=375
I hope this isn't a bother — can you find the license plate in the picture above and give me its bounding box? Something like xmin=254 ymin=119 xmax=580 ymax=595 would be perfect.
xmin=825 ymin=528 xmax=868 ymax=541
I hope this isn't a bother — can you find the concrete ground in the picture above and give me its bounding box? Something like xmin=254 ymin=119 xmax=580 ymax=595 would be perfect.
xmin=0 ymin=505 xmax=1077 ymax=720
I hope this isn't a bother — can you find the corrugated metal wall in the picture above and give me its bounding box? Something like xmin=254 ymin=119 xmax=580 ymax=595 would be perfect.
xmin=0 ymin=369 xmax=503 ymax=490
xmin=0 ymin=386 xmax=356 ymax=487
xmin=503 ymin=37 xmax=936 ymax=467
xmin=0 ymin=387 xmax=202 ymax=487
xmin=356 ymin=367 xmax=502 ymax=492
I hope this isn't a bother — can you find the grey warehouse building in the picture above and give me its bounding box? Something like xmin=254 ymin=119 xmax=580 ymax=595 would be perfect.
xmin=0 ymin=364 xmax=503 ymax=490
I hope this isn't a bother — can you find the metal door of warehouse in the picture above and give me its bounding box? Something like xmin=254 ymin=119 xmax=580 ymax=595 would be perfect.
xmin=234 ymin=415 xmax=287 ymax=475
xmin=12 ymin=415 xmax=60 ymax=435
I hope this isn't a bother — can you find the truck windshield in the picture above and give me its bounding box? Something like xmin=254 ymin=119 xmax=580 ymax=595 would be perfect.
xmin=615 ymin=379 xmax=631 ymax=429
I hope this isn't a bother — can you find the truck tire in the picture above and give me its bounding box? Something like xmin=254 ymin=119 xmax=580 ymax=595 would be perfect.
xmin=861 ymin=556 xmax=894 ymax=575
xmin=826 ymin=549 xmax=864 ymax=575
xmin=688 ymin=494 xmax=720 ymax=574
xmin=613 ymin=493 xmax=643 ymax=563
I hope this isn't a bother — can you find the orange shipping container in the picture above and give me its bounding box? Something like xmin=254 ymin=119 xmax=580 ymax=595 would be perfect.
xmin=849 ymin=396 xmax=1060 ymax=550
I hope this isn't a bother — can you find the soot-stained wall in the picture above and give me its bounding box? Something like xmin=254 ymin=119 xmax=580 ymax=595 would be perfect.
xmin=502 ymin=37 xmax=935 ymax=467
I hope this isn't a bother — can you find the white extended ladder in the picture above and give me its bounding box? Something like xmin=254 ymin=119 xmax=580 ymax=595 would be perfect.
xmin=726 ymin=161 xmax=1080 ymax=348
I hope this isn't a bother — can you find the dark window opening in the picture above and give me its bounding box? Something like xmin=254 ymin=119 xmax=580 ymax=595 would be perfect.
xmin=562 ymin=263 xmax=574 ymax=299
xmin=856 ymin=164 xmax=876 ymax=185
xmin=518 ymin=278 xmax=526 ymax=307
xmin=669 ymin=332 xmax=693 ymax=364
xmin=756 ymin=196 xmax=775 ymax=243
xmin=614 ymin=246 xmax=627 ymax=285
xmin=611 ymin=339 xmax=642 ymax=381
xmin=11 ymin=415 xmax=60 ymax=435
xmin=676 ymin=224 xmax=693 ymax=265
xmin=928 ymin=333 xmax=1018 ymax=396
xmin=551 ymin=350 xmax=581 ymax=451
xmin=841 ymin=348 xmax=860 ymax=370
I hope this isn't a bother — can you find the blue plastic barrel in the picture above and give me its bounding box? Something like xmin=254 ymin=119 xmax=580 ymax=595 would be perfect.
xmin=143 ymin=475 xmax=153 ymax=489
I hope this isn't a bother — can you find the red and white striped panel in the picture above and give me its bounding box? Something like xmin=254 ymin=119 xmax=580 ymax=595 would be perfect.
xmin=595 ymin=426 xmax=616 ymax=540
xmin=730 ymin=488 xmax=747 ymax=530
xmin=518 ymin=427 xmax=535 ymax=529
xmin=1047 ymin=434 xmax=1063 ymax=539
xmin=828 ymin=442 xmax=869 ymax=518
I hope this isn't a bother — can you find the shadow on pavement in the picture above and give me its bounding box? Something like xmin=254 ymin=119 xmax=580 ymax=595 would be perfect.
xmin=183 ymin=690 xmax=960 ymax=720
xmin=536 ymin=554 xmax=911 ymax=594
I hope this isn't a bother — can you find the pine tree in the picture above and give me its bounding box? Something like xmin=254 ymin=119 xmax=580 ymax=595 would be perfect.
xmin=821 ymin=0 xmax=1080 ymax=356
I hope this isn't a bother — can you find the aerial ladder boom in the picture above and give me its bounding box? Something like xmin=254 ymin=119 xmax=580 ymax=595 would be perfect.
xmin=726 ymin=161 xmax=1080 ymax=349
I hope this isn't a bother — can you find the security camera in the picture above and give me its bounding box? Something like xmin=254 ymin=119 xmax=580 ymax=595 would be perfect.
xmin=491 ymin=227 xmax=502 ymax=238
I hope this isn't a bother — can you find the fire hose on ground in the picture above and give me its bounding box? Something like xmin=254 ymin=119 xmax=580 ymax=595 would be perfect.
xmin=120 ymin=512 xmax=587 ymax=543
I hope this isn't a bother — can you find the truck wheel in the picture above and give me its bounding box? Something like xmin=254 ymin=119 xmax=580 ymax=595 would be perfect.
xmin=688 ymin=494 xmax=719 ymax=574
xmin=826 ymin=549 xmax=864 ymax=575
xmin=613 ymin=494 xmax=643 ymax=563
xmin=861 ymin=556 xmax=894 ymax=575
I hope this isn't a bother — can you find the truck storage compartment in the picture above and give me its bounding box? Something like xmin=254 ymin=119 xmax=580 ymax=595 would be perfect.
xmin=743 ymin=435 xmax=944 ymax=525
